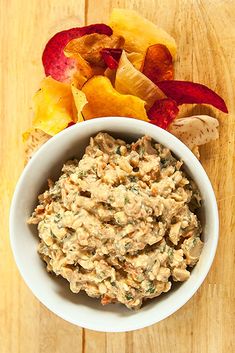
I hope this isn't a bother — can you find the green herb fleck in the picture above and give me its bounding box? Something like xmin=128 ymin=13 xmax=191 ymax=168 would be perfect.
xmin=115 ymin=217 xmax=122 ymax=225
xmin=129 ymin=176 xmax=137 ymax=182
xmin=168 ymin=248 xmax=174 ymax=259
xmin=160 ymin=244 xmax=166 ymax=253
xmin=125 ymin=293 xmax=133 ymax=301
xmin=139 ymin=146 xmax=145 ymax=157
xmin=124 ymin=196 xmax=130 ymax=204
xmin=116 ymin=146 xmax=121 ymax=155
xmin=77 ymin=170 xmax=87 ymax=177
xmin=160 ymin=158 xmax=169 ymax=168
xmin=108 ymin=195 xmax=114 ymax=202
xmin=54 ymin=214 xmax=61 ymax=223
xmin=125 ymin=243 xmax=131 ymax=250
xmin=110 ymin=281 xmax=116 ymax=286
xmin=192 ymin=237 xmax=198 ymax=246
xmin=147 ymin=282 xmax=155 ymax=294
xmin=130 ymin=185 xmax=139 ymax=194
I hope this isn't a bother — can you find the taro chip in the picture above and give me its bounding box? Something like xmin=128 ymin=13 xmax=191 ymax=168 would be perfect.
xmin=42 ymin=24 xmax=113 ymax=82
xmin=169 ymin=115 xmax=219 ymax=149
xmin=148 ymin=98 xmax=179 ymax=129
xmin=142 ymin=44 xmax=174 ymax=82
xmin=23 ymin=128 xmax=51 ymax=163
xmin=157 ymin=80 xmax=228 ymax=113
xmin=101 ymin=48 xmax=123 ymax=69
xmin=126 ymin=52 xmax=144 ymax=70
xmin=64 ymin=34 xmax=124 ymax=67
xmin=115 ymin=51 xmax=165 ymax=110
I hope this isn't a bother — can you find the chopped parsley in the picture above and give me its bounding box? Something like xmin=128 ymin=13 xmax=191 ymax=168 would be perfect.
xmin=124 ymin=195 xmax=130 ymax=204
xmin=125 ymin=243 xmax=131 ymax=250
xmin=168 ymin=248 xmax=174 ymax=259
xmin=192 ymin=237 xmax=198 ymax=246
xmin=129 ymin=176 xmax=137 ymax=182
xmin=77 ymin=170 xmax=87 ymax=177
xmin=130 ymin=185 xmax=139 ymax=194
xmin=139 ymin=146 xmax=145 ymax=157
xmin=54 ymin=214 xmax=61 ymax=223
xmin=147 ymin=282 xmax=155 ymax=294
xmin=116 ymin=146 xmax=121 ymax=155
xmin=125 ymin=293 xmax=133 ymax=301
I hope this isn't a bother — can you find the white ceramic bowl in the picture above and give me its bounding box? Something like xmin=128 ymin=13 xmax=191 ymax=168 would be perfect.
xmin=10 ymin=117 xmax=219 ymax=332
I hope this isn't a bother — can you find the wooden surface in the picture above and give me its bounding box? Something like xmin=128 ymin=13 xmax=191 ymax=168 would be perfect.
xmin=0 ymin=0 xmax=235 ymax=352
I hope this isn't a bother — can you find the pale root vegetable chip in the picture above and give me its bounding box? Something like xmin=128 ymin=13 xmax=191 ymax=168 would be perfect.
xmin=169 ymin=115 xmax=219 ymax=149
xmin=82 ymin=75 xmax=148 ymax=121
xmin=115 ymin=51 xmax=165 ymax=110
xmin=33 ymin=76 xmax=74 ymax=136
xmin=71 ymin=85 xmax=87 ymax=122
xmin=23 ymin=128 xmax=51 ymax=162
xmin=191 ymin=146 xmax=200 ymax=159
xmin=109 ymin=9 xmax=177 ymax=58
xmin=126 ymin=52 xmax=144 ymax=70
xmin=64 ymin=33 xmax=124 ymax=66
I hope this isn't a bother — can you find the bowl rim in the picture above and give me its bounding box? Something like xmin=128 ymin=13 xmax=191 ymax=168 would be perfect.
xmin=9 ymin=117 xmax=219 ymax=332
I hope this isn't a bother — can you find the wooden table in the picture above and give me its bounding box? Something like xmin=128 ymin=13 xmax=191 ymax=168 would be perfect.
xmin=1 ymin=1 xmax=234 ymax=352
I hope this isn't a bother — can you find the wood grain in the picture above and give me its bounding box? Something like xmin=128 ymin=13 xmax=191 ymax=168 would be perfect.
xmin=0 ymin=1 xmax=234 ymax=352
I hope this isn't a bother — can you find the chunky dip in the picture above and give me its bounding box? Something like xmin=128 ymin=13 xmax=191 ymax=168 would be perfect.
xmin=28 ymin=133 xmax=203 ymax=309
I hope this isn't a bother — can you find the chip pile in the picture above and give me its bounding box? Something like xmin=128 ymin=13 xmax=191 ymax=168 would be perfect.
xmin=24 ymin=8 xmax=228 ymax=159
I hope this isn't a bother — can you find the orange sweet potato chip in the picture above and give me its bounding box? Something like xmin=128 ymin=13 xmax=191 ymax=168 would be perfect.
xmin=142 ymin=44 xmax=174 ymax=83
xmin=64 ymin=33 xmax=124 ymax=67
xmin=81 ymin=75 xmax=148 ymax=121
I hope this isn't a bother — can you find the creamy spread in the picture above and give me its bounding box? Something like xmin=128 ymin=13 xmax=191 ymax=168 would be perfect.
xmin=28 ymin=133 xmax=203 ymax=309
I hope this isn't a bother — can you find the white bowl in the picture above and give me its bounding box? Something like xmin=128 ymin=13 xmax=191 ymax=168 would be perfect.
xmin=10 ymin=117 xmax=219 ymax=332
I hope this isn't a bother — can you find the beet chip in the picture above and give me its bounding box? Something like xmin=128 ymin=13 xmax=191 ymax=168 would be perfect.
xmin=148 ymin=98 xmax=179 ymax=129
xmin=142 ymin=44 xmax=174 ymax=82
xmin=42 ymin=24 xmax=113 ymax=82
xmin=157 ymin=80 xmax=228 ymax=113
xmin=101 ymin=48 xmax=123 ymax=69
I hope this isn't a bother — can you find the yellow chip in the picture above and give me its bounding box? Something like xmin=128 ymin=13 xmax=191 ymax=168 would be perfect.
xmin=33 ymin=76 xmax=74 ymax=136
xmin=109 ymin=8 xmax=177 ymax=58
xmin=81 ymin=75 xmax=148 ymax=121
xmin=71 ymin=85 xmax=87 ymax=123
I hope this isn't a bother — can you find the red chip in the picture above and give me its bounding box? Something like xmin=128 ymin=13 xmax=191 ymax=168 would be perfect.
xmin=42 ymin=24 xmax=113 ymax=82
xmin=101 ymin=48 xmax=123 ymax=69
xmin=148 ymin=98 xmax=179 ymax=129
xmin=142 ymin=44 xmax=174 ymax=82
xmin=157 ymin=80 xmax=228 ymax=113
xmin=67 ymin=121 xmax=76 ymax=128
